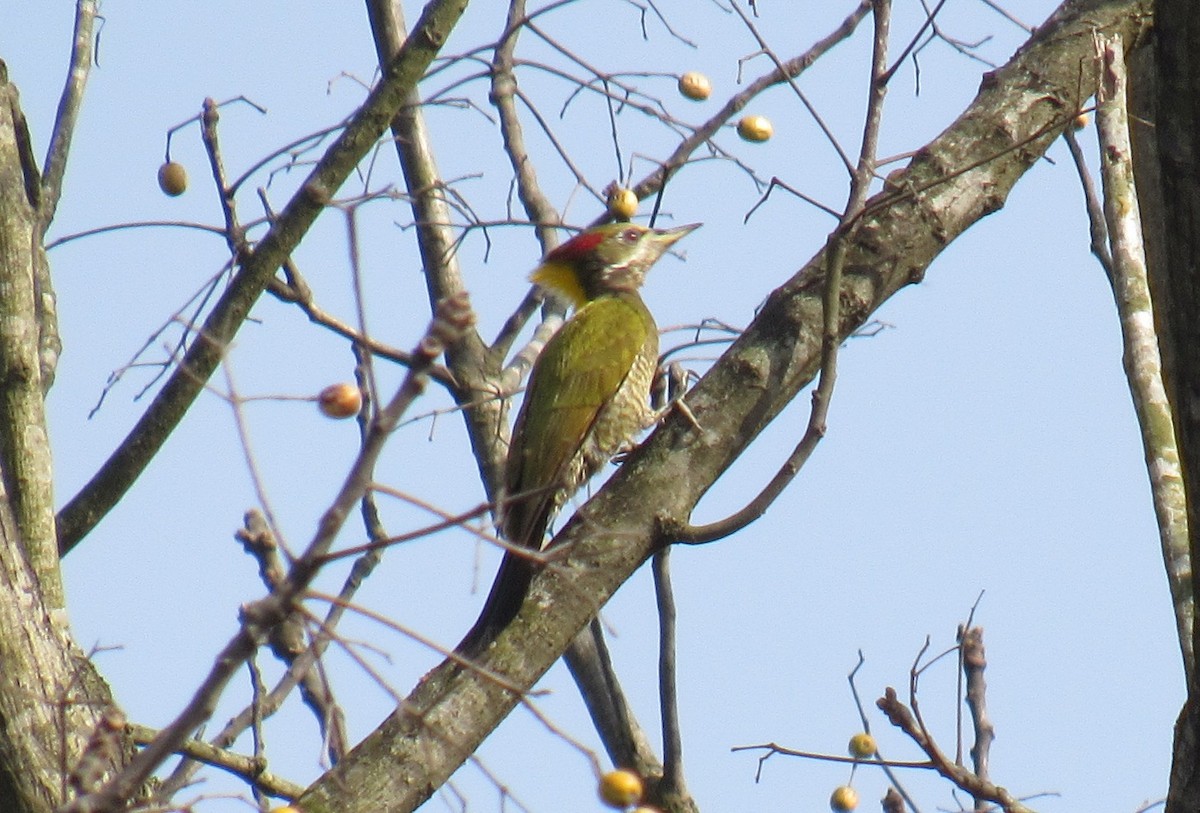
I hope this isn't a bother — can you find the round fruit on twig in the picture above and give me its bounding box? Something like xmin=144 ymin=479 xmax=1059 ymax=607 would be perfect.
xmin=737 ymin=114 xmax=773 ymax=143
xmin=830 ymin=785 xmax=859 ymax=812
xmin=677 ymin=71 xmax=712 ymax=101
xmin=607 ymin=187 xmax=638 ymax=221
xmin=598 ymin=769 xmax=643 ymax=809
xmin=317 ymin=383 xmax=362 ymax=419
xmin=848 ymin=731 xmax=876 ymax=758
xmin=157 ymin=161 xmax=188 ymax=196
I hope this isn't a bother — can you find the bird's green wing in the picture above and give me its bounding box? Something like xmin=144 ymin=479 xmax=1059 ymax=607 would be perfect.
xmin=504 ymin=294 xmax=653 ymax=547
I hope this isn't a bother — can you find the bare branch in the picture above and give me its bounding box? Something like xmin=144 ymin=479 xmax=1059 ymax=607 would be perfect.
xmin=878 ymin=687 xmax=1034 ymax=813
xmin=653 ymin=550 xmax=685 ymax=796
xmin=492 ymin=1 xmax=565 ymax=254
xmin=38 ymin=0 xmax=97 ymax=233
xmin=563 ymin=623 xmax=660 ymax=775
xmin=633 ymin=0 xmax=874 ymax=203
xmin=960 ymin=626 xmax=993 ymax=808
xmin=672 ymin=0 xmax=893 ymax=545
xmin=1062 ymin=122 xmax=1114 ymax=279
xmin=60 ymin=293 xmax=475 ymax=813
xmin=731 ymin=2 xmax=856 ymax=174
xmin=368 ymin=0 xmax=513 ymax=502
xmin=199 ymin=98 xmax=251 ymax=262
xmin=55 ymin=0 xmax=471 ymax=554
xmin=126 ymin=722 xmax=305 ymax=801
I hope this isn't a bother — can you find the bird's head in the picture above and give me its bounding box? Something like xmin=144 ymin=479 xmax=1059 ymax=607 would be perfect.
xmin=530 ymin=221 xmax=701 ymax=308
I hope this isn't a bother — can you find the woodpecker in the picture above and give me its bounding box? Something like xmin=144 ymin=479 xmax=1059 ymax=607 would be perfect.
xmin=460 ymin=220 xmax=700 ymax=653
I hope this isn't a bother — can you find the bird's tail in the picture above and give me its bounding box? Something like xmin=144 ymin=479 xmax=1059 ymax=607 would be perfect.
xmin=455 ymin=490 xmax=555 ymax=657
xmin=455 ymin=551 xmax=537 ymax=657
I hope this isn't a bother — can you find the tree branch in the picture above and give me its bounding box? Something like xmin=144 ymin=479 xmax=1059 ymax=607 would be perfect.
xmin=0 ymin=64 xmax=62 ymax=606
xmin=1095 ymin=32 xmax=1192 ymax=678
xmin=126 ymin=723 xmax=305 ymax=802
xmin=38 ymin=0 xmax=96 ymax=233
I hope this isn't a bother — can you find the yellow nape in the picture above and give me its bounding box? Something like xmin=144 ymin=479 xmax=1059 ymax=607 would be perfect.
xmin=530 ymin=259 xmax=589 ymax=309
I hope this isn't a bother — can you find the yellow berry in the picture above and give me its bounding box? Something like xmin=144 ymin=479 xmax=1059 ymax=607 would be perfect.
xmin=157 ymin=161 xmax=188 ymax=196
xmin=317 ymin=383 xmax=361 ymax=419
xmin=608 ymin=187 xmax=638 ymax=221
xmin=677 ymin=71 xmax=712 ymax=101
xmin=631 ymin=807 xmax=661 ymax=813
xmin=598 ymin=769 xmax=643 ymax=808
xmin=737 ymin=114 xmax=773 ymax=143
xmin=272 ymin=807 xmax=303 ymax=813
xmin=1072 ymin=112 xmax=1089 ymax=130
xmin=830 ymin=785 xmax=859 ymax=812
xmin=848 ymin=732 xmax=876 ymax=758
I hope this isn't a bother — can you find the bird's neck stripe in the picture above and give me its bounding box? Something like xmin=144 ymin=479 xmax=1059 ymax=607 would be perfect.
xmin=530 ymin=259 xmax=589 ymax=309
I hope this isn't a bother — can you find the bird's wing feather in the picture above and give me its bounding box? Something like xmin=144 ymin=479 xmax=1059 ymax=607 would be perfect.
xmin=504 ymin=295 xmax=651 ymax=547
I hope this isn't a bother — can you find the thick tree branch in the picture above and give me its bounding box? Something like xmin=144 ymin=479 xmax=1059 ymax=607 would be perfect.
xmin=1095 ymin=34 xmax=1191 ymax=676
xmin=0 ymin=66 xmax=62 ymax=607
xmin=1148 ymin=1 xmax=1200 ymax=809
xmin=38 ymin=0 xmax=96 ymax=233
xmin=293 ymin=4 xmax=1153 ymax=812
xmin=0 ymin=48 xmax=127 ymax=813
xmin=55 ymin=0 xmax=471 ymax=553
xmin=0 ymin=492 xmax=124 ymax=813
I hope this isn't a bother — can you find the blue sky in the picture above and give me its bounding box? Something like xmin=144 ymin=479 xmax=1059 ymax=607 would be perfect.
xmin=2 ymin=2 xmax=1178 ymax=811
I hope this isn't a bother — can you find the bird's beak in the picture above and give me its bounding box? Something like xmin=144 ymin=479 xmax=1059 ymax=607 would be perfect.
xmin=652 ymin=222 xmax=702 ymax=248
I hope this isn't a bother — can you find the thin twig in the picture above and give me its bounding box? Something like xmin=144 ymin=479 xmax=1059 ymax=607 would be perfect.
xmin=54 ymin=0 xmax=470 ymax=554
xmin=1061 ymin=123 xmax=1113 ymax=279
xmin=199 ymin=98 xmax=249 ymax=262
xmin=881 ymin=0 xmax=951 ymax=86
xmin=45 ymin=219 xmax=232 ymax=250
xmin=62 ymin=294 xmax=475 ymax=813
xmin=730 ymin=2 xmax=855 ymax=174
xmin=634 ymin=0 xmax=873 ymax=205
xmin=653 ymin=549 xmax=685 ymax=793
xmin=730 ymin=741 xmax=932 ymax=771
xmin=672 ymin=0 xmax=892 ymax=544
xmin=846 ymin=654 xmax=919 ymax=810
xmin=877 ymin=688 xmax=1036 ymax=813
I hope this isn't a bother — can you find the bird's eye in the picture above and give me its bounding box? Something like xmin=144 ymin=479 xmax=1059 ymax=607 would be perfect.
xmin=620 ymin=227 xmax=640 ymax=243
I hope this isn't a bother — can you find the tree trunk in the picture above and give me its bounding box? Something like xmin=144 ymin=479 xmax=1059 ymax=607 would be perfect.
xmin=0 ymin=62 xmax=129 ymax=813
xmin=1145 ymin=3 xmax=1200 ymax=809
